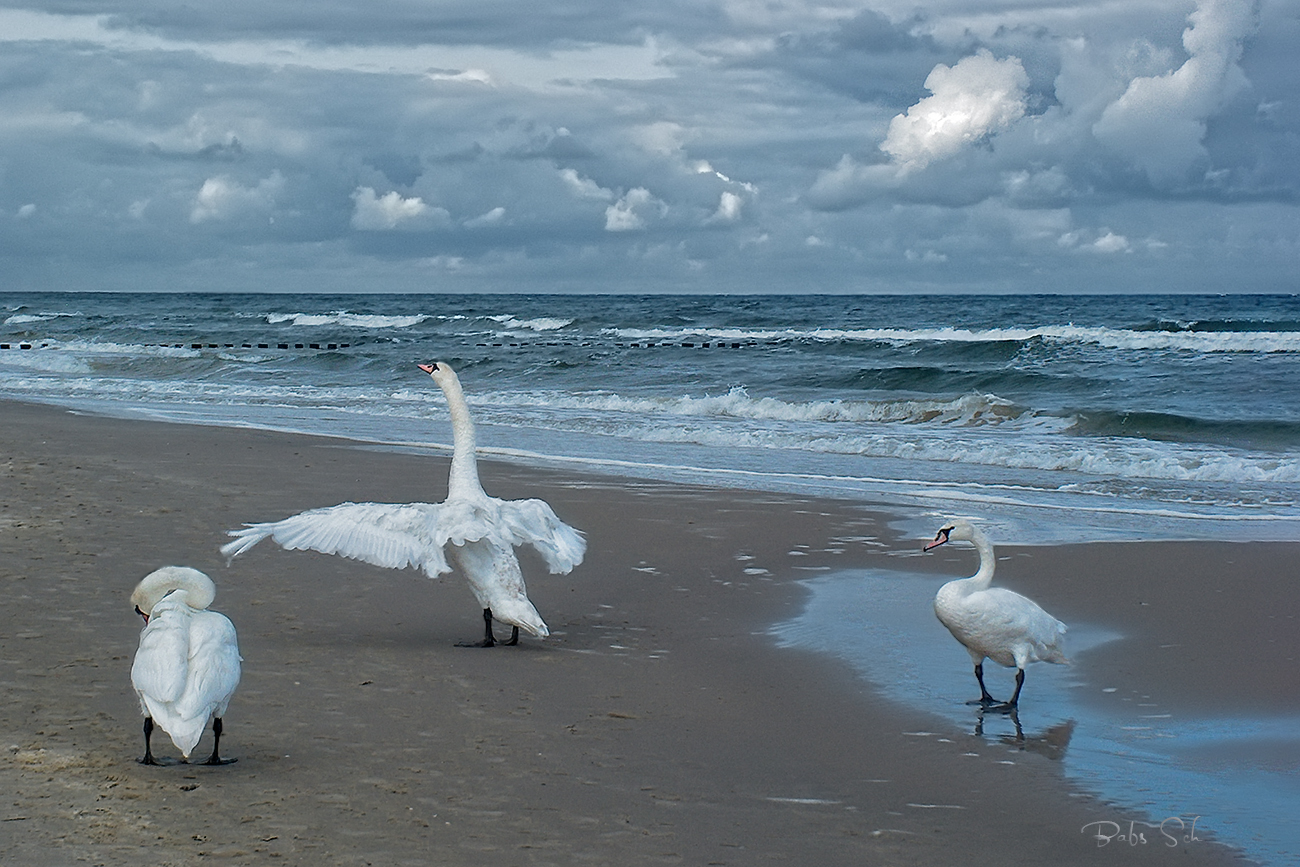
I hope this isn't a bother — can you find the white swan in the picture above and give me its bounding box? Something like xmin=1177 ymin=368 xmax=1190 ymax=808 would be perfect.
xmin=221 ymin=361 xmax=586 ymax=647
xmin=924 ymin=519 xmax=1067 ymax=710
xmin=130 ymin=566 xmax=242 ymax=765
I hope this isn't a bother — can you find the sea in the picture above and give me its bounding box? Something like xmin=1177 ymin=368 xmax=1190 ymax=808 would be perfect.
xmin=2 ymin=291 xmax=1298 ymax=545
xmin=3 ymin=291 xmax=1299 ymax=863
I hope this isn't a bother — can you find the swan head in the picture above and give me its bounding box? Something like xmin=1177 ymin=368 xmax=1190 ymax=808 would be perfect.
xmin=131 ymin=566 xmax=216 ymax=622
xmin=418 ymin=361 xmax=460 ymax=391
xmin=923 ymin=518 xmax=979 ymax=551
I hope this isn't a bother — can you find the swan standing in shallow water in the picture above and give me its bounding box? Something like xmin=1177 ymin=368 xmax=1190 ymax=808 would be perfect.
xmin=924 ymin=519 xmax=1067 ymax=711
xmin=131 ymin=567 xmax=241 ymax=765
xmin=221 ymin=361 xmax=586 ymax=647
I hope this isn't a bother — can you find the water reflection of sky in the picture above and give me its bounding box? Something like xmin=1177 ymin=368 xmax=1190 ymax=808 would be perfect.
xmin=771 ymin=568 xmax=1300 ymax=866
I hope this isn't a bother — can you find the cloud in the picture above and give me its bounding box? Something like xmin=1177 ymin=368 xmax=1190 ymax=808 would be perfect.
xmin=464 ymin=206 xmax=506 ymax=228
xmin=1058 ymin=228 xmax=1132 ymax=254
xmin=605 ymin=188 xmax=665 ymax=232
xmin=190 ymin=172 xmax=284 ymax=223
xmin=1092 ymin=0 xmax=1257 ymax=185
xmin=880 ymin=49 xmax=1029 ymax=172
xmin=426 ymin=69 xmax=495 ymax=86
xmin=707 ymin=191 xmax=744 ymax=223
xmin=559 ymin=169 xmax=614 ymax=201
xmin=350 ymin=187 xmax=452 ymax=231
xmin=0 ymin=0 xmax=1293 ymax=293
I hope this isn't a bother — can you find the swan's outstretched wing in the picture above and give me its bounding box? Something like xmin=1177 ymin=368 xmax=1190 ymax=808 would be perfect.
xmin=222 ymin=501 xmax=456 ymax=578
xmin=494 ymin=497 xmax=587 ymax=573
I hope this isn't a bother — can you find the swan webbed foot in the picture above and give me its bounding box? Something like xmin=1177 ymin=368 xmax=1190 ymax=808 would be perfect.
xmin=454 ymin=608 xmax=516 ymax=648
xmin=139 ymin=717 xmax=167 ymax=765
xmin=201 ymin=755 xmax=238 ymax=766
xmin=985 ymin=700 xmax=1019 ymax=714
xmin=968 ymin=662 xmax=1001 ymax=707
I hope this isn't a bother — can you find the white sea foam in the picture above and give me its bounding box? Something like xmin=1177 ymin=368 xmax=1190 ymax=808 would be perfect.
xmin=465 ymin=388 xmax=1040 ymax=428
xmin=487 ymin=314 xmax=573 ymax=332
xmin=605 ymin=324 xmax=1300 ymax=354
xmin=265 ymin=311 xmax=429 ymax=328
xmin=4 ymin=312 xmax=81 ymax=325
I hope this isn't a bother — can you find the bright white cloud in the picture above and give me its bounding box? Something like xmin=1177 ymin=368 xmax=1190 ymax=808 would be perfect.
xmin=1091 ymin=231 xmax=1131 ymax=253
xmin=708 ymin=191 xmax=744 ymax=223
xmin=559 ymin=169 xmax=614 ymax=201
xmin=426 ymin=69 xmax=495 ymax=86
xmin=190 ymin=173 xmax=284 ymax=223
xmin=605 ymin=188 xmax=665 ymax=232
xmin=1092 ymin=0 xmax=1257 ymax=185
xmin=881 ymin=49 xmax=1029 ymax=172
xmin=464 ymin=206 xmax=506 ymax=228
xmin=350 ymin=187 xmax=442 ymax=231
xmin=1058 ymin=228 xmax=1132 ymax=254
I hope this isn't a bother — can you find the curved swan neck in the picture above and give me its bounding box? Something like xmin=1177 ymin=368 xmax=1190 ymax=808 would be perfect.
xmin=964 ymin=527 xmax=996 ymax=590
xmin=439 ymin=371 xmax=483 ymax=498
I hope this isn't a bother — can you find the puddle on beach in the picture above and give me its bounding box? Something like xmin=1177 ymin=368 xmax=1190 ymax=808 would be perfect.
xmin=771 ymin=568 xmax=1300 ymax=866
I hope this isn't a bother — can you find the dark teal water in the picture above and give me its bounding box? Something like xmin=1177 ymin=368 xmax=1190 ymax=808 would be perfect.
xmin=3 ymin=292 xmax=1299 ymax=542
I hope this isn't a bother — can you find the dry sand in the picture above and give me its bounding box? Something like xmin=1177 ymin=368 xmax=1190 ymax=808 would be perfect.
xmin=2 ymin=398 xmax=1284 ymax=866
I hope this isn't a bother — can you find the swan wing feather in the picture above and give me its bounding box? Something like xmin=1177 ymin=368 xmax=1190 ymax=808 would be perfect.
xmin=176 ymin=611 xmax=242 ymax=720
xmin=953 ymin=588 xmax=1067 ymax=662
xmin=494 ymin=498 xmax=587 ymax=573
xmin=222 ymin=501 xmax=454 ymax=578
xmin=132 ymin=605 xmax=190 ymax=704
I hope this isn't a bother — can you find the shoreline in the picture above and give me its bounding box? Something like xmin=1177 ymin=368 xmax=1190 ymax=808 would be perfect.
xmin=2 ymin=398 xmax=1283 ymax=865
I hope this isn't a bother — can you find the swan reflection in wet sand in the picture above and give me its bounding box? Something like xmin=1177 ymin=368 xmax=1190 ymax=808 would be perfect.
xmin=974 ymin=710 xmax=1076 ymax=761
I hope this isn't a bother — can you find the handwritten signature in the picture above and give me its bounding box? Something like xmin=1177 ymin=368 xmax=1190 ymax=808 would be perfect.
xmin=1081 ymin=816 xmax=1202 ymax=848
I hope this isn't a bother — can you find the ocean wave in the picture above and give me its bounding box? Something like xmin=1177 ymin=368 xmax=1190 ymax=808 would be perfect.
xmin=4 ymin=311 xmax=82 ymax=326
xmin=1068 ymin=410 xmax=1300 ymax=451
xmin=441 ymin=387 xmax=1043 ymax=428
xmin=265 ymin=311 xmax=429 ymax=329
xmin=604 ymin=324 xmax=1300 ymax=353
xmin=617 ymin=422 xmax=1300 ymax=485
xmin=487 ymin=315 xmax=573 ymax=332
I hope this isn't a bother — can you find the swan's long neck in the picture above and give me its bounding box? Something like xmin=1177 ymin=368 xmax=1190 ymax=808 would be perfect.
xmin=440 ymin=373 xmax=484 ymax=499
xmin=958 ymin=528 xmax=996 ymax=593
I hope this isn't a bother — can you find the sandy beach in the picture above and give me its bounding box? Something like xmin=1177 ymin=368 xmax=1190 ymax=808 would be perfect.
xmin=1 ymin=398 xmax=1287 ymax=866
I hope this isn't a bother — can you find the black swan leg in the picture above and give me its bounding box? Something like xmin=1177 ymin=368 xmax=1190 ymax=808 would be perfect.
xmin=966 ymin=662 xmax=1001 ymax=707
xmin=456 ymin=608 xmax=498 ymax=648
xmin=502 ymin=625 xmax=520 ymax=646
xmin=139 ymin=717 xmax=160 ymax=765
xmin=987 ymin=669 xmax=1026 ymax=713
xmin=202 ymin=716 xmax=237 ymax=765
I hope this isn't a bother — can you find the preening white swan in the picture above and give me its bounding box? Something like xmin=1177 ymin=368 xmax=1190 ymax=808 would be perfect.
xmin=130 ymin=566 xmax=241 ymax=765
xmin=924 ymin=519 xmax=1067 ymax=711
xmin=221 ymin=361 xmax=586 ymax=647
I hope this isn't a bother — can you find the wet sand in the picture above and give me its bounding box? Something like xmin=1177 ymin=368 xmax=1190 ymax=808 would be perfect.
xmin=1 ymin=398 xmax=1282 ymax=866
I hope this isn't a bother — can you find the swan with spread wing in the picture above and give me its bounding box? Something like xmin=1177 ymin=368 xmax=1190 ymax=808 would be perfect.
xmin=221 ymin=362 xmax=585 ymax=647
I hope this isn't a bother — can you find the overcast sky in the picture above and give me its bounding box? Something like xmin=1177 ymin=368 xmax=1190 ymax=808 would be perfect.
xmin=1 ymin=0 xmax=1295 ymax=293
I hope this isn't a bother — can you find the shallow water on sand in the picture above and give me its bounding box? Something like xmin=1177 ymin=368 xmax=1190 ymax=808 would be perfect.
xmin=772 ymin=567 xmax=1300 ymax=866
